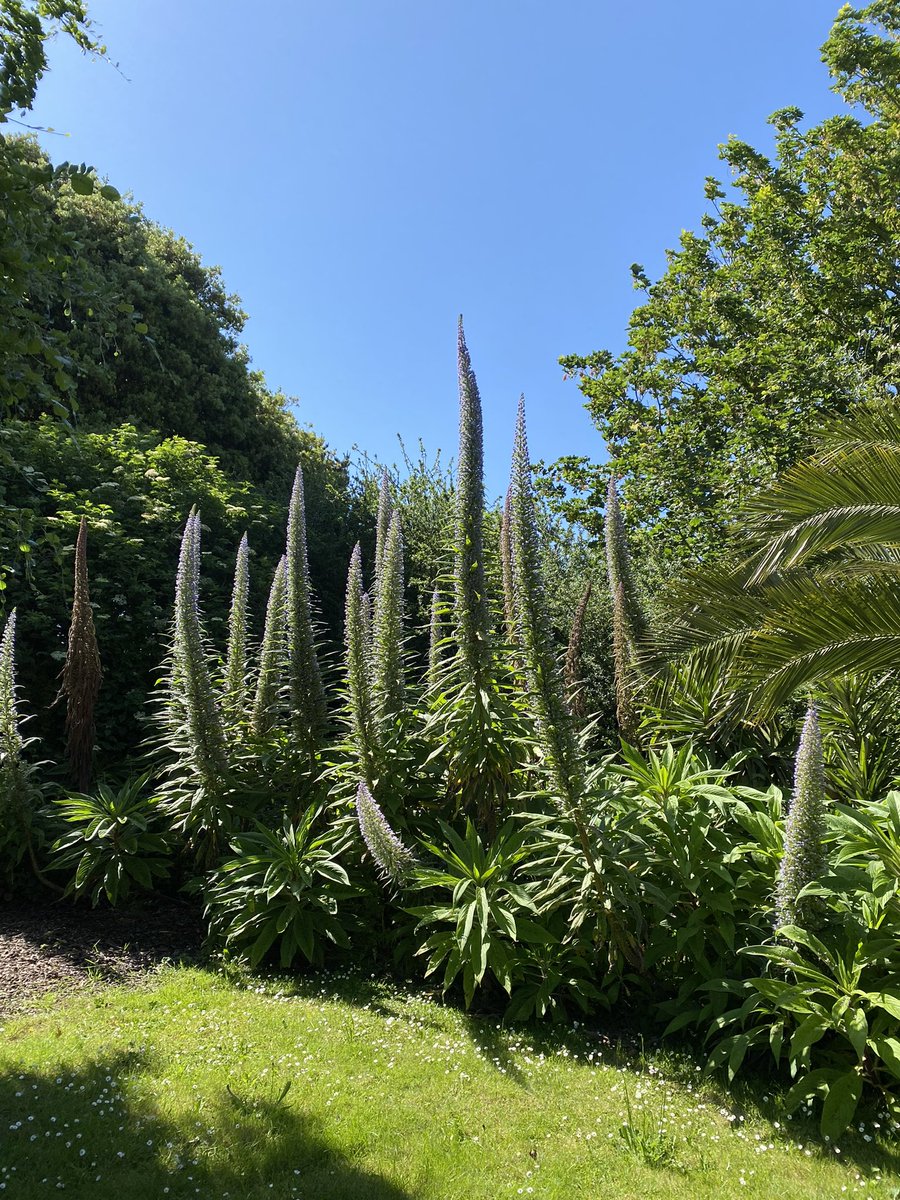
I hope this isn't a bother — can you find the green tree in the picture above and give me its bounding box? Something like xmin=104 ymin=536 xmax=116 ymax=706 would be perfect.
xmin=556 ymin=1 xmax=900 ymax=565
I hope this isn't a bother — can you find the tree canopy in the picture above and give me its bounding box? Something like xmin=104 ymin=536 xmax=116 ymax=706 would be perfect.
xmin=555 ymin=0 xmax=900 ymax=565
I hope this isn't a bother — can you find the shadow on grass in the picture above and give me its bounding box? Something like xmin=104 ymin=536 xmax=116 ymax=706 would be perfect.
xmin=0 ymin=1050 xmax=413 ymax=1200
xmin=251 ymin=964 xmax=900 ymax=1181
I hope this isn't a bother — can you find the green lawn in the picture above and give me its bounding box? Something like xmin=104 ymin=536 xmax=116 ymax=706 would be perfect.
xmin=0 ymin=967 xmax=897 ymax=1200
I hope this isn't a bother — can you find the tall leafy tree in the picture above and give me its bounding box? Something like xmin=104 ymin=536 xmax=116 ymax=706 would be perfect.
xmin=555 ymin=1 xmax=900 ymax=565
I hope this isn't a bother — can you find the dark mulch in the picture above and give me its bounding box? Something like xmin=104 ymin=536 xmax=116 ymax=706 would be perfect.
xmin=0 ymin=897 xmax=205 ymax=1017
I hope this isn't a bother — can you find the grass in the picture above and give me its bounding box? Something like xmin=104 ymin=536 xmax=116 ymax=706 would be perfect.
xmin=1 ymin=966 xmax=898 ymax=1200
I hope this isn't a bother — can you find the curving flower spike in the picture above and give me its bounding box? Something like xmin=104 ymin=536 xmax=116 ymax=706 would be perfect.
xmin=776 ymin=702 xmax=827 ymax=931
xmin=355 ymin=781 xmax=414 ymax=885
xmin=285 ymin=464 xmax=328 ymax=753
xmin=252 ymin=555 xmax=287 ymax=738
xmin=223 ymin=532 xmax=251 ymax=726
xmin=454 ymin=316 xmax=492 ymax=683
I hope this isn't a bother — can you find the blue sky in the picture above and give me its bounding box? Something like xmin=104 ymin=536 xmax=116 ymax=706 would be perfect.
xmin=30 ymin=1 xmax=844 ymax=497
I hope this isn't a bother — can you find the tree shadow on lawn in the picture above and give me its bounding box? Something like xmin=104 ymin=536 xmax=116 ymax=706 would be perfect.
xmin=260 ymin=966 xmax=900 ymax=1182
xmin=0 ymin=1050 xmax=413 ymax=1200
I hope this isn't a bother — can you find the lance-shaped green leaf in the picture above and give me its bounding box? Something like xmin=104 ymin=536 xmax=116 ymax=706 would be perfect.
xmin=285 ymin=465 xmax=327 ymax=753
xmin=252 ymin=555 xmax=287 ymax=738
xmin=223 ymin=533 xmax=250 ymax=727
xmin=454 ymin=317 xmax=492 ymax=683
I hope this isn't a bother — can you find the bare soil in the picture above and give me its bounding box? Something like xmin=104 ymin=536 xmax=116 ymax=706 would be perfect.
xmin=0 ymin=897 xmax=204 ymax=1016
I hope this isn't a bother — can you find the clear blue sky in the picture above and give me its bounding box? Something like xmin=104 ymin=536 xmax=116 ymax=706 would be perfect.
xmin=30 ymin=0 xmax=844 ymax=497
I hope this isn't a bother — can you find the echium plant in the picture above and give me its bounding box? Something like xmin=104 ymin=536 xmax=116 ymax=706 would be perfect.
xmin=374 ymin=469 xmax=394 ymax=584
xmin=0 ymin=610 xmax=37 ymax=884
xmin=605 ymin=475 xmax=645 ymax=740
xmin=223 ymin=533 xmax=251 ymax=728
xmin=251 ymin=555 xmax=287 ymax=738
xmin=344 ymin=544 xmax=376 ymax=787
xmin=508 ymin=397 xmax=585 ymax=809
xmin=355 ymin=781 xmax=414 ymax=885
xmin=499 ymin=486 xmax=517 ymax=645
xmin=775 ymin=702 xmax=827 ymax=930
xmin=427 ymin=586 xmax=443 ymax=692
xmin=285 ymin=465 xmax=328 ymax=756
xmin=170 ymin=510 xmax=229 ymax=790
xmin=0 ymin=611 xmax=22 ymax=765
xmin=58 ymin=517 xmax=102 ymax=791
xmin=372 ymin=510 xmax=406 ymax=728
xmin=454 ymin=317 xmax=492 ymax=685
xmin=564 ymin=578 xmax=592 ymax=720
xmin=508 ymin=398 xmax=639 ymax=963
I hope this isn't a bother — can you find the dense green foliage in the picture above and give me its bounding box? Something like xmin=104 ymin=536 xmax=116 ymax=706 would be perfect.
xmin=0 ymin=172 xmax=364 ymax=760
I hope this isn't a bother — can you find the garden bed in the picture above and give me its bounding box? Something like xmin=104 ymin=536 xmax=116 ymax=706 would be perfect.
xmin=0 ymin=898 xmax=203 ymax=1014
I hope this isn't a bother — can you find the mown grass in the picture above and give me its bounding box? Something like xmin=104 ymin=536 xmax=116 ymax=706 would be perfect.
xmin=1 ymin=966 xmax=898 ymax=1200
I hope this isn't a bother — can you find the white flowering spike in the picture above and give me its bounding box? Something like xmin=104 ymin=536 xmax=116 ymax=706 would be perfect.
xmin=354 ymin=781 xmax=414 ymax=885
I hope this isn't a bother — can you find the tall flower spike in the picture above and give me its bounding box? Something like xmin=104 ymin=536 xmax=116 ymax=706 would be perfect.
xmin=59 ymin=517 xmax=102 ymax=791
xmin=500 ymin=486 xmax=517 ymax=644
xmin=507 ymin=396 xmax=583 ymax=806
xmin=223 ymin=533 xmax=251 ymax=727
xmin=0 ymin=609 xmax=22 ymax=765
xmin=344 ymin=544 xmax=376 ymax=786
xmin=285 ymin=464 xmax=328 ymax=754
xmin=373 ymin=510 xmax=405 ymax=726
xmin=776 ymin=702 xmax=827 ymax=931
xmin=374 ymin=469 xmax=394 ymax=585
xmin=611 ymin=583 xmax=640 ymax=740
xmin=355 ymin=781 xmax=414 ymax=885
xmin=0 ymin=608 xmax=33 ymax=877
xmin=564 ymin=578 xmax=592 ymax=720
xmin=427 ymin=586 xmax=443 ymax=692
xmin=252 ymin=555 xmax=287 ymax=738
xmin=605 ymin=475 xmax=645 ymax=740
xmin=604 ymin=474 xmax=647 ymax=646
xmin=172 ymin=511 xmax=228 ymax=785
xmin=454 ymin=317 xmax=492 ymax=683
xmin=360 ymin=589 xmax=374 ymax=685
xmin=508 ymin=399 xmax=641 ymax=964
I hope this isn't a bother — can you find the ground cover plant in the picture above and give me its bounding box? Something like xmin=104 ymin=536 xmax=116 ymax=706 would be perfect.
xmin=1 ymin=966 xmax=898 ymax=1200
